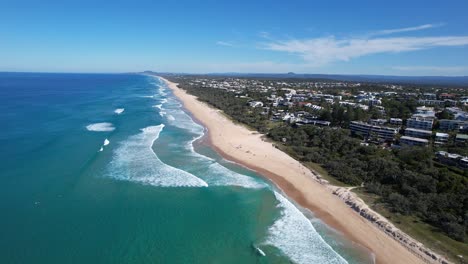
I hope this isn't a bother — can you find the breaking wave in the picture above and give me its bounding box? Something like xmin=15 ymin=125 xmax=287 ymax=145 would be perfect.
xmin=137 ymin=75 xmax=348 ymax=263
xmin=150 ymin=81 xmax=265 ymax=189
xmin=106 ymin=124 xmax=208 ymax=187
xmin=263 ymin=192 xmax=347 ymax=264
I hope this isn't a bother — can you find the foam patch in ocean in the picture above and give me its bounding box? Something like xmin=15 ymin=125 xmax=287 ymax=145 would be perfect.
xmin=114 ymin=108 xmax=125 ymax=115
xmin=86 ymin=122 xmax=115 ymax=132
xmin=263 ymin=192 xmax=347 ymax=264
xmin=98 ymin=138 xmax=110 ymax=152
xmin=106 ymin=125 xmax=208 ymax=187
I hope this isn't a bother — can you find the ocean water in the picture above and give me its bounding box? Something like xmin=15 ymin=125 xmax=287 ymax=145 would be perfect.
xmin=0 ymin=73 xmax=373 ymax=264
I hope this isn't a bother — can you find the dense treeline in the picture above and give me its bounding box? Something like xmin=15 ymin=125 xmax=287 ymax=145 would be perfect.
xmin=268 ymin=125 xmax=467 ymax=241
xmin=318 ymin=104 xmax=376 ymax=127
xmin=381 ymin=97 xmax=418 ymax=119
xmin=182 ymin=85 xmax=271 ymax=132
xmin=174 ymin=78 xmax=468 ymax=242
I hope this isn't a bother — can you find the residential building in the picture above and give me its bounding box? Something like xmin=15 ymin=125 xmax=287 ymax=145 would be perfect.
xmin=296 ymin=119 xmax=330 ymax=126
xmin=439 ymin=119 xmax=468 ymax=131
xmin=414 ymin=106 xmax=436 ymax=118
xmin=418 ymin=99 xmax=445 ymax=106
xmin=405 ymin=128 xmax=432 ymax=139
xmin=455 ymin=134 xmax=468 ymax=143
xmin=435 ymin=132 xmax=449 ymax=145
xmin=399 ymin=136 xmax=429 ymax=147
xmin=349 ymin=121 xmax=398 ymax=141
xmin=389 ymin=118 xmax=403 ymax=126
xmin=446 ymin=107 xmax=468 ymax=121
xmin=369 ymin=119 xmax=387 ymax=126
xmin=422 ymin=93 xmax=437 ymax=100
xmin=436 ymin=151 xmax=468 ymax=169
xmin=439 ymin=93 xmax=456 ymax=100
xmin=406 ymin=116 xmax=434 ymax=131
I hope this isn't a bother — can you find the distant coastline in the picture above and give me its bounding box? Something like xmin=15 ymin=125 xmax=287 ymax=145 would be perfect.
xmin=146 ymin=71 xmax=468 ymax=87
xmin=158 ymin=76 xmax=433 ymax=264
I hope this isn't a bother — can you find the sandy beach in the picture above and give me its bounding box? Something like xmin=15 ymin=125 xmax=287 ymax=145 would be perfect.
xmin=160 ymin=77 xmax=427 ymax=264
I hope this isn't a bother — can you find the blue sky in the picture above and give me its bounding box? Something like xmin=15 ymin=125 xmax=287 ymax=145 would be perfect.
xmin=1 ymin=0 xmax=468 ymax=76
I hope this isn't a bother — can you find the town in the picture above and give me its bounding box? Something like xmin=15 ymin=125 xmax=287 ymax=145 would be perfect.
xmin=167 ymin=74 xmax=468 ymax=252
xmin=176 ymin=76 xmax=468 ymax=170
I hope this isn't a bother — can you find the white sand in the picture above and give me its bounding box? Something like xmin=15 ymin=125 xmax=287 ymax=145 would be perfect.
xmin=162 ymin=77 xmax=424 ymax=264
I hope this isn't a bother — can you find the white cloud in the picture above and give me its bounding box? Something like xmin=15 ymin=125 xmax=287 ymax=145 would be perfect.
xmin=263 ymin=35 xmax=468 ymax=65
xmin=216 ymin=41 xmax=235 ymax=47
xmin=373 ymin=23 xmax=444 ymax=36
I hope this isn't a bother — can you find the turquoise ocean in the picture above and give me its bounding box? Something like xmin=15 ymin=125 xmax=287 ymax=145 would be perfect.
xmin=0 ymin=73 xmax=374 ymax=264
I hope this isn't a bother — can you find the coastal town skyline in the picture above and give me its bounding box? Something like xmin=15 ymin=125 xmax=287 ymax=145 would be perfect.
xmin=2 ymin=0 xmax=468 ymax=76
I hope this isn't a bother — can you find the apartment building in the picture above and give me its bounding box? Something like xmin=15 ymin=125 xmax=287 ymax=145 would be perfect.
xmin=350 ymin=121 xmax=398 ymax=141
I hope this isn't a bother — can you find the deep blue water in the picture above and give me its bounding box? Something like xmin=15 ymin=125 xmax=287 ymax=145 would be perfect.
xmin=0 ymin=72 xmax=372 ymax=264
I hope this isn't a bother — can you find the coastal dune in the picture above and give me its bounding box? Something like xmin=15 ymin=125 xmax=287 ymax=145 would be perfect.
xmin=160 ymin=77 xmax=424 ymax=264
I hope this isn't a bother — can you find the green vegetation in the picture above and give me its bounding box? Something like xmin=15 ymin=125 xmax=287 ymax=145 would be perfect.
xmin=171 ymin=76 xmax=468 ymax=260
xmin=274 ymin=143 xmax=350 ymax=187
xmin=270 ymin=125 xmax=467 ymax=243
xmin=381 ymin=97 xmax=418 ymax=119
xmin=182 ymin=85 xmax=271 ymax=133
xmin=354 ymin=188 xmax=467 ymax=262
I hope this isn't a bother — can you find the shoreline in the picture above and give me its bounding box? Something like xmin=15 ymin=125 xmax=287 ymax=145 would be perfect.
xmin=159 ymin=76 xmax=447 ymax=264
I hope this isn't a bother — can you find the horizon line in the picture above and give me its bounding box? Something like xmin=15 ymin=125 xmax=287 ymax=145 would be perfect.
xmin=1 ymin=70 xmax=467 ymax=78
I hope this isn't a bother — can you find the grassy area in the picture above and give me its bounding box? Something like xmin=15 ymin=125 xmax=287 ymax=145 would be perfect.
xmin=303 ymin=162 xmax=352 ymax=187
xmin=353 ymin=187 xmax=468 ymax=264
xmin=272 ymin=143 xmax=352 ymax=187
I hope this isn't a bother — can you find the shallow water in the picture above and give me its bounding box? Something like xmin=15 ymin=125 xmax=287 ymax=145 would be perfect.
xmin=0 ymin=72 xmax=373 ymax=264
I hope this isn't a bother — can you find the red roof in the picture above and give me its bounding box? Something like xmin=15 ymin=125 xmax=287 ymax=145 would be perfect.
xmin=440 ymin=93 xmax=455 ymax=97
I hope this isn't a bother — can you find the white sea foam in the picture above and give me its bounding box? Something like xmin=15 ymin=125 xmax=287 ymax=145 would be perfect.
xmin=164 ymin=106 xmax=204 ymax=135
xmin=98 ymin=139 xmax=110 ymax=152
xmin=114 ymin=108 xmax=125 ymax=115
xmin=264 ymin=192 xmax=347 ymax=264
xmin=203 ymin=161 xmax=266 ymax=188
xmin=106 ymin=124 xmax=208 ymax=187
xmin=157 ymin=92 xmax=264 ymax=189
xmin=86 ymin=122 xmax=115 ymax=132
xmin=141 ymin=77 xmax=263 ymax=189
xmin=146 ymin=76 xmax=346 ymax=261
